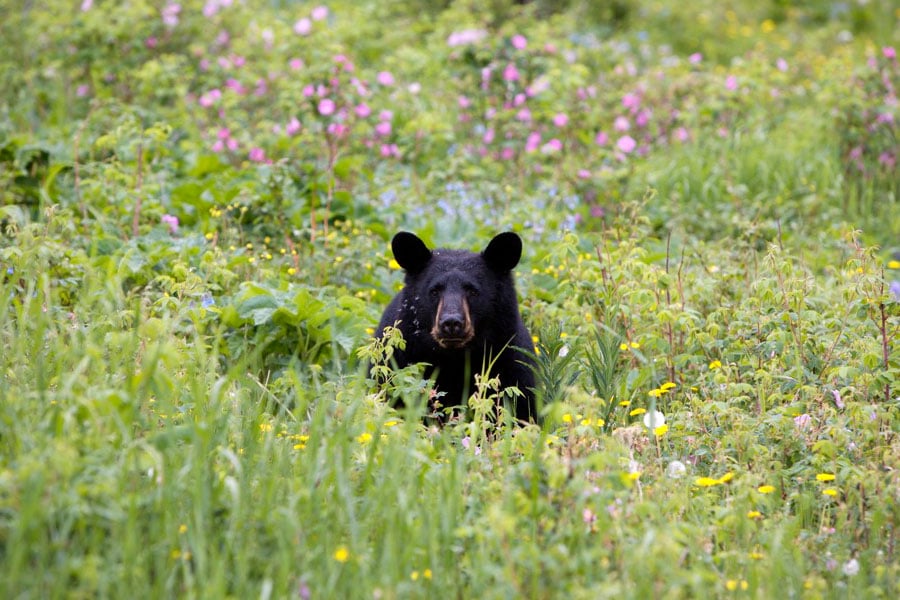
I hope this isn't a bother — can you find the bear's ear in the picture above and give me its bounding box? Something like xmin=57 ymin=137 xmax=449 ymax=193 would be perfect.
xmin=482 ymin=232 xmax=522 ymax=272
xmin=391 ymin=232 xmax=432 ymax=273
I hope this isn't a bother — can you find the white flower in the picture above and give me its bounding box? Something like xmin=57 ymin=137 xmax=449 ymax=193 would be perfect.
xmin=842 ymin=558 xmax=860 ymax=576
xmin=642 ymin=410 xmax=666 ymax=429
xmin=666 ymin=460 xmax=687 ymax=479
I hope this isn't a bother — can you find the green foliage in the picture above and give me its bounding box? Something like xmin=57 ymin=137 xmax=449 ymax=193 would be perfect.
xmin=2 ymin=0 xmax=900 ymax=598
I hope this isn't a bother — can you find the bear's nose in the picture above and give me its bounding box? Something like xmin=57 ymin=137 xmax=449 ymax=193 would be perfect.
xmin=439 ymin=315 xmax=465 ymax=338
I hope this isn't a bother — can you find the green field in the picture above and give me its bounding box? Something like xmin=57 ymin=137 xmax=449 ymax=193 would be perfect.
xmin=2 ymin=0 xmax=899 ymax=597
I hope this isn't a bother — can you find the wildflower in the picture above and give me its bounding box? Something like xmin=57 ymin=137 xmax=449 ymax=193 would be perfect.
xmin=294 ymin=17 xmax=312 ymax=35
xmin=161 ymin=214 xmax=179 ymax=234
xmin=823 ymin=488 xmax=838 ymax=497
xmin=285 ymin=117 xmax=301 ymax=136
xmin=553 ymin=113 xmax=569 ymax=127
xmin=511 ymin=34 xmax=527 ymax=50
xmin=311 ymin=5 xmax=328 ymax=21
xmin=747 ymin=510 xmax=763 ymax=519
xmin=582 ymin=508 xmax=596 ymax=524
xmin=562 ymin=413 xmax=573 ymax=423
xmin=666 ymin=460 xmax=686 ymax=479
xmin=178 ymin=524 xmax=188 ymax=534
xmin=616 ymin=135 xmax=636 ymax=154
xmin=884 ymin=46 xmax=896 ymax=60
xmin=613 ymin=116 xmax=630 ymax=132
xmin=629 ymin=408 xmax=647 ymax=417
xmin=709 ymin=360 xmax=722 ymax=370
xmin=689 ymin=52 xmax=703 ymax=64
xmin=503 ymin=63 xmax=520 ymax=82
xmin=757 ymin=485 xmax=775 ymax=494
xmin=249 ymin=147 xmax=266 ymax=163
xmin=595 ymin=131 xmax=608 ymax=146
xmin=376 ymin=71 xmax=395 ymax=86
xmin=816 ymin=473 xmax=836 ymax=482
xmin=333 ymin=546 xmax=350 ymax=563
xmin=653 ymin=424 xmax=668 ymax=437
xmin=423 ymin=569 xmax=432 ymax=580
xmin=318 ymin=98 xmax=335 ymax=116
xmin=356 ymin=432 xmax=372 ymax=444
xmin=842 ymin=558 xmax=859 ymax=576
xmin=793 ymin=413 xmax=812 ymax=431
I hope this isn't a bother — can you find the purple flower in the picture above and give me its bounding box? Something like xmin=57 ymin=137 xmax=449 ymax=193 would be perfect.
xmin=162 ymin=3 xmax=181 ymax=28
xmin=793 ymin=413 xmax=812 ymax=431
xmin=884 ymin=46 xmax=896 ymax=59
xmin=541 ymin=139 xmax=562 ymax=153
xmin=616 ymin=135 xmax=636 ymax=154
xmin=311 ymin=5 xmax=328 ymax=21
xmin=595 ymin=131 xmax=608 ymax=146
xmin=511 ymin=34 xmax=527 ymax=50
xmin=354 ymin=103 xmax=371 ymax=118
xmin=376 ymin=71 xmax=395 ymax=86
xmin=525 ymin=131 xmax=541 ymax=153
xmin=285 ymin=117 xmax=301 ymax=136
xmin=249 ymin=147 xmax=266 ymax=162
xmin=622 ymin=92 xmax=640 ymax=110
xmin=161 ymin=214 xmax=179 ymax=234
xmin=294 ymin=18 xmax=312 ymax=35
xmin=289 ymin=58 xmax=304 ymax=70
xmin=689 ymin=52 xmax=703 ymax=64
xmin=890 ymin=281 xmax=900 ymax=301
xmin=553 ymin=113 xmax=569 ymax=127
xmin=614 ymin=116 xmax=630 ymax=132
xmin=446 ymin=29 xmax=486 ymax=47
xmin=375 ymin=121 xmax=392 ymax=137
xmin=503 ymin=63 xmax=520 ymax=82
xmin=725 ymin=75 xmax=738 ymax=91
xmin=318 ymin=98 xmax=336 ymax=116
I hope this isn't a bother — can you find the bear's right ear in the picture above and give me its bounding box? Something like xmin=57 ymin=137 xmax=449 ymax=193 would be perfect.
xmin=391 ymin=232 xmax=432 ymax=273
xmin=482 ymin=232 xmax=522 ymax=272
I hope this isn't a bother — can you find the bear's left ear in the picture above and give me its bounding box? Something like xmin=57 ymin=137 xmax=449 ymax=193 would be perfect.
xmin=482 ymin=232 xmax=522 ymax=272
xmin=392 ymin=231 xmax=432 ymax=273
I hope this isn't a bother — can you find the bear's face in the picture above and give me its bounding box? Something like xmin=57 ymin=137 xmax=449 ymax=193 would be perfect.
xmin=392 ymin=232 xmax=523 ymax=350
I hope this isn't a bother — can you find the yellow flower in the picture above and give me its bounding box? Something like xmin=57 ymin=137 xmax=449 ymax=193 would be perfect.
xmin=718 ymin=472 xmax=734 ymax=483
xmin=333 ymin=546 xmax=350 ymax=563
xmin=822 ymin=488 xmax=838 ymax=497
xmin=761 ymin=18 xmax=776 ymax=33
xmin=746 ymin=510 xmax=763 ymax=519
xmin=356 ymin=432 xmax=373 ymax=444
xmin=561 ymin=413 xmax=573 ymax=423
xmin=259 ymin=423 xmax=273 ymax=432
xmin=423 ymin=569 xmax=432 ymax=580
xmin=695 ymin=477 xmax=720 ymax=487
xmin=410 ymin=571 xmax=419 ymax=581
xmin=629 ymin=408 xmax=647 ymax=416
xmin=749 ymin=552 xmax=764 ymax=560
xmin=648 ymin=389 xmax=662 ymax=398
xmin=660 ymin=382 xmax=676 ymax=391
xmin=619 ymin=343 xmax=629 ymax=351
xmin=626 ymin=471 xmax=641 ymax=481
xmin=653 ymin=424 xmax=668 ymax=437
xmin=816 ymin=473 xmax=836 ymax=482
xmin=178 ymin=524 xmax=188 ymax=534
xmin=709 ymin=360 xmax=722 ymax=370
xmin=889 ymin=260 xmax=900 ymax=269
xmin=757 ymin=485 xmax=776 ymax=494
xmin=595 ymin=418 xmax=605 ymax=427
xmin=384 ymin=420 xmax=399 ymax=427
xmin=725 ymin=580 xmax=738 ymax=591
xmin=618 ymin=400 xmax=631 ymax=407
xmin=389 ymin=258 xmax=401 ymax=270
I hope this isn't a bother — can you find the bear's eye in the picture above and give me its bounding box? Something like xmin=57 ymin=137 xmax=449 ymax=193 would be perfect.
xmin=464 ymin=285 xmax=479 ymax=298
xmin=429 ymin=286 xmax=442 ymax=299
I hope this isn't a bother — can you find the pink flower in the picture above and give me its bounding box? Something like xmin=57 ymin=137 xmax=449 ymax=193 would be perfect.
xmin=375 ymin=121 xmax=392 ymax=137
xmin=525 ymin=131 xmax=541 ymax=153
xmin=380 ymin=143 xmax=400 ymax=158
xmin=635 ymin=109 xmax=651 ymax=128
xmin=500 ymin=147 xmax=515 ymax=161
xmin=458 ymin=95 xmax=471 ymax=109
xmin=354 ymin=103 xmax=371 ymax=118
xmin=831 ymin=389 xmax=845 ymax=410
xmin=725 ymin=75 xmax=738 ymax=91
xmin=613 ymin=116 xmax=630 ymax=132
xmin=407 ymin=82 xmax=421 ymax=94
xmin=216 ymin=127 xmax=231 ymax=140
xmin=616 ymin=135 xmax=636 ymax=154
xmin=577 ymin=169 xmax=591 ymax=179
xmin=145 ymin=36 xmax=158 ymax=49
xmin=482 ymin=128 xmax=495 ymax=144
xmin=503 ymin=63 xmax=520 ymax=82
xmin=162 ymin=3 xmax=181 ymax=28
xmin=776 ymin=58 xmax=788 ymax=72
xmin=541 ymin=139 xmax=562 ymax=153
xmin=289 ymin=58 xmax=304 ymax=70
xmin=311 ymin=5 xmax=328 ymax=21
xmin=76 ymin=84 xmax=90 ymax=97
xmin=81 ymin=0 xmax=93 ymax=10
xmin=211 ymin=140 xmax=224 ymax=152
xmin=376 ymin=71 xmax=395 ymax=86
xmin=302 ymin=84 xmax=315 ymax=97
xmin=286 ymin=117 xmax=301 ymax=136
xmin=689 ymin=52 xmax=703 ymax=64
xmin=594 ymin=131 xmax=608 ymax=146
xmin=515 ymin=108 xmax=532 ymax=122
xmin=318 ymin=98 xmax=335 ymax=116
xmin=879 ymin=152 xmax=896 ymax=169
xmin=793 ymin=413 xmax=812 ymax=431
xmin=582 ymin=508 xmax=596 ymax=525
xmin=674 ymin=127 xmax=690 ymax=143
xmin=379 ymin=110 xmax=393 ymax=121
xmin=622 ymin=92 xmax=640 ymax=110
xmin=199 ymin=89 xmax=222 ymax=107
xmin=161 ymin=214 xmax=179 ymax=234
xmin=226 ymin=138 xmax=239 ymax=151
xmin=293 ymin=17 xmax=312 ymax=35
xmin=446 ymin=29 xmax=486 ymax=47
xmin=884 ymin=46 xmax=896 ymax=59
xmin=553 ymin=113 xmax=569 ymax=127
xmin=511 ymin=34 xmax=527 ymax=50
xmin=249 ymin=147 xmax=266 ymax=162
xmin=327 ymin=123 xmax=348 ymax=137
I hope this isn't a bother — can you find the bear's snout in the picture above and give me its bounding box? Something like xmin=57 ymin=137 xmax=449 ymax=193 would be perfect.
xmin=431 ymin=295 xmax=474 ymax=348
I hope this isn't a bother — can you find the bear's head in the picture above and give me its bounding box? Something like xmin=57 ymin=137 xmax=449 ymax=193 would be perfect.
xmin=391 ymin=231 xmax=523 ymax=350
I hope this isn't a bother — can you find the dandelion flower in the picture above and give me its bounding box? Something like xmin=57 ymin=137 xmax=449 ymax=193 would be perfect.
xmin=747 ymin=510 xmax=763 ymax=519
xmin=333 ymin=546 xmax=350 ymax=563
xmin=356 ymin=432 xmax=372 ymax=444
xmin=816 ymin=473 xmax=836 ymax=482
xmin=822 ymin=488 xmax=838 ymax=497
xmin=709 ymin=360 xmax=722 ymax=370
xmin=757 ymin=485 xmax=775 ymax=494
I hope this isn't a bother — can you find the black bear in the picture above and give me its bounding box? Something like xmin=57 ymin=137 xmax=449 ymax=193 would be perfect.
xmin=376 ymin=231 xmax=536 ymax=422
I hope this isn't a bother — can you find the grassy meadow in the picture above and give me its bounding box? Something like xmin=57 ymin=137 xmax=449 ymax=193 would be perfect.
xmin=1 ymin=0 xmax=900 ymax=597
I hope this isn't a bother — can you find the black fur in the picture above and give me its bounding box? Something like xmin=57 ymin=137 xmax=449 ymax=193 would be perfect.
xmin=376 ymin=232 xmax=536 ymax=422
